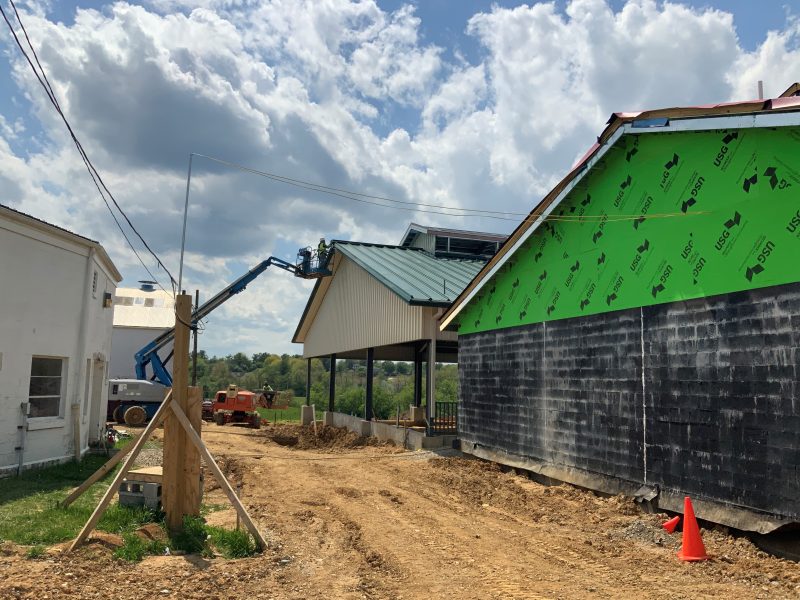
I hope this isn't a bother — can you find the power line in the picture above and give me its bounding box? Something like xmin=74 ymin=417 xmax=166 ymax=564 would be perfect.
xmin=193 ymin=153 xmax=531 ymax=218
xmin=1 ymin=1 xmax=176 ymax=295
xmin=192 ymin=153 xmax=711 ymax=224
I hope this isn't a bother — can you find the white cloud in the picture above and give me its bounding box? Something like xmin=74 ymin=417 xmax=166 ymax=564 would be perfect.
xmin=3 ymin=0 xmax=800 ymax=356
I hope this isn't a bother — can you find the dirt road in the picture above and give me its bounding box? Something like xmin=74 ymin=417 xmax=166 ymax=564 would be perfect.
xmin=1 ymin=423 xmax=798 ymax=599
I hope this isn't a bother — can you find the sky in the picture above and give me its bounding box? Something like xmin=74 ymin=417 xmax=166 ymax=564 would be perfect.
xmin=1 ymin=0 xmax=799 ymax=358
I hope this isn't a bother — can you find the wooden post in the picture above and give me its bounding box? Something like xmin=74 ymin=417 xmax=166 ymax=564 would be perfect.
xmin=169 ymin=400 xmax=267 ymax=550
xmin=183 ymin=386 xmax=203 ymax=515
xmin=70 ymin=390 xmax=173 ymax=551
xmin=163 ymin=294 xmax=197 ymax=532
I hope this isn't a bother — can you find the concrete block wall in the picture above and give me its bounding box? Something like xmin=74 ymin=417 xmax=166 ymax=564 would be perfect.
xmin=459 ymin=283 xmax=800 ymax=524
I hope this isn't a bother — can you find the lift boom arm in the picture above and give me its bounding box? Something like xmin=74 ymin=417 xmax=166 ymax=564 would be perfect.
xmin=134 ymin=255 xmax=304 ymax=386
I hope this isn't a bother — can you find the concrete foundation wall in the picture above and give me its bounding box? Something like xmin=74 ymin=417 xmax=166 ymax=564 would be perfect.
xmin=459 ymin=283 xmax=800 ymax=532
xmin=323 ymin=412 xmax=454 ymax=450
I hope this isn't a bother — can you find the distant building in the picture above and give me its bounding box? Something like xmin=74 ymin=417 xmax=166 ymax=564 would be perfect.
xmin=293 ymin=223 xmax=507 ymax=436
xmin=400 ymin=223 xmax=506 ymax=259
xmin=0 ymin=204 xmax=121 ymax=475
xmin=110 ymin=282 xmax=175 ymax=380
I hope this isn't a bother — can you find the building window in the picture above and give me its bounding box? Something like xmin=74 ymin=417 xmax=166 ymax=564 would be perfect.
xmin=92 ymin=271 xmax=98 ymax=298
xmin=28 ymin=357 xmax=66 ymax=418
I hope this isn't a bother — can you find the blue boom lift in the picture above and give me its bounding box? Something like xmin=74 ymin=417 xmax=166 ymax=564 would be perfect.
xmin=133 ymin=247 xmax=330 ymax=388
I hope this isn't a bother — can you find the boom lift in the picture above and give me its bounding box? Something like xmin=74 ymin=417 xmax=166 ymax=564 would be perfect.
xmin=134 ymin=248 xmax=330 ymax=387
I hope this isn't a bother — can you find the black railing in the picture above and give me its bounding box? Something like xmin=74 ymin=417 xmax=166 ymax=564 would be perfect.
xmin=430 ymin=402 xmax=458 ymax=435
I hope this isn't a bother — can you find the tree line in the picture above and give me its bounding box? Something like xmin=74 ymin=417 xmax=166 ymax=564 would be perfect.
xmin=193 ymin=351 xmax=457 ymax=420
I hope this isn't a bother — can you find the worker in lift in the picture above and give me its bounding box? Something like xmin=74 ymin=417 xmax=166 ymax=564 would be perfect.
xmin=317 ymin=237 xmax=328 ymax=264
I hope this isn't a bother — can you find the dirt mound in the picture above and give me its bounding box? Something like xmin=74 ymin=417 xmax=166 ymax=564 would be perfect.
xmin=205 ymin=455 xmax=244 ymax=491
xmin=612 ymin=518 xmax=680 ymax=550
xmin=424 ymin=457 xmax=544 ymax=519
xmin=265 ymin=424 xmax=398 ymax=453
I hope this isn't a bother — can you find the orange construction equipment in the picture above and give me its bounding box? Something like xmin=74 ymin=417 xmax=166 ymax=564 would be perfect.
xmin=677 ymin=496 xmax=710 ymax=561
xmin=662 ymin=516 xmax=680 ymax=534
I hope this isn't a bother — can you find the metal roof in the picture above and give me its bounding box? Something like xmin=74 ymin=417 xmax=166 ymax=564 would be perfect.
xmin=334 ymin=241 xmax=485 ymax=307
xmin=440 ymin=82 xmax=800 ymax=329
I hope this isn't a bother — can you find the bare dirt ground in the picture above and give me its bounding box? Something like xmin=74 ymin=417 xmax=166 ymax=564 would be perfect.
xmin=1 ymin=423 xmax=799 ymax=599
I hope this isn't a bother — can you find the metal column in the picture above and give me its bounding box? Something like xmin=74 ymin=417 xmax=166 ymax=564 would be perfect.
xmin=365 ymin=347 xmax=374 ymax=421
xmin=426 ymin=339 xmax=436 ymax=435
xmin=329 ymin=354 xmax=336 ymax=412
xmin=413 ymin=344 xmax=423 ymax=407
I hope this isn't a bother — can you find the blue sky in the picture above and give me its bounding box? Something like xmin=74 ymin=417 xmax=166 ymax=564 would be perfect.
xmin=1 ymin=0 xmax=799 ymax=356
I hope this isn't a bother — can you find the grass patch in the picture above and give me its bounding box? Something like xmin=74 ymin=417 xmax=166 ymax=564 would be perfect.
xmin=0 ymin=444 xmax=257 ymax=561
xmin=207 ymin=526 xmax=258 ymax=558
xmin=257 ymin=405 xmax=301 ymax=423
xmin=113 ymin=532 xmax=167 ymax=562
xmin=25 ymin=544 xmax=45 ymax=559
xmin=170 ymin=515 xmax=210 ymax=556
xmin=0 ymin=453 xmax=160 ymax=546
xmin=167 ymin=516 xmax=258 ymax=559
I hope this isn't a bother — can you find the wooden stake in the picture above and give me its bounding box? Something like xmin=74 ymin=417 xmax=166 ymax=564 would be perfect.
xmin=169 ymin=400 xmax=267 ymax=550
xmin=312 ymin=404 xmax=318 ymax=437
xmin=69 ymin=390 xmax=173 ymax=552
xmin=61 ymin=408 xmax=170 ymax=508
xmin=63 ymin=434 xmax=131 ymax=507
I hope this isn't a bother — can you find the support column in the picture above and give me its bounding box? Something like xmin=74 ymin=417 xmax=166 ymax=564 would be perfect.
xmin=413 ymin=344 xmax=423 ymax=408
xmin=329 ymin=354 xmax=336 ymax=413
xmin=305 ymin=358 xmax=311 ymax=406
xmin=365 ymin=347 xmax=374 ymax=421
xmin=426 ymin=338 xmax=436 ymax=435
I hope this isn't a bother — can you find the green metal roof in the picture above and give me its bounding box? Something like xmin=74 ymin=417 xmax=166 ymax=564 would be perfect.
xmin=333 ymin=241 xmax=486 ymax=307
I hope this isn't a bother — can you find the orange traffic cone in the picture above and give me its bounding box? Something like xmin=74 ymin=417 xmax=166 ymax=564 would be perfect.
xmin=677 ymin=496 xmax=709 ymax=561
xmin=662 ymin=516 xmax=680 ymax=534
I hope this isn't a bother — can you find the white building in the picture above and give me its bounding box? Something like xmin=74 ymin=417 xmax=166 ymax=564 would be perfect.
xmin=0 ymin=204 xmax=122 ymax=475
xmin=110 ymin=283 xmax=175 ymax=380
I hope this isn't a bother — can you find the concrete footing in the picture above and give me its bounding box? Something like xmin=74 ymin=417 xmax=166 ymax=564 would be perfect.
xmin=300 ymin=405 xmax=315 ymax=426
xmin=409 ymin=405 xmax=426 ymax=425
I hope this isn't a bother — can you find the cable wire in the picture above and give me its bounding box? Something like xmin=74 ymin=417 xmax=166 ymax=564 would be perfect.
xmin=2 ymin=1 xmax=176 ymax=295
xmin=192 ymin=153 xmax=711 ymax=224
xmin=193 ymin=153 xmax=530 ymax=218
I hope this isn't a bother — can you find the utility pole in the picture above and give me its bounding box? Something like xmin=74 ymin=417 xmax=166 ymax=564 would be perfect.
xmin=192 ymin=289 xmax=199 ymax=387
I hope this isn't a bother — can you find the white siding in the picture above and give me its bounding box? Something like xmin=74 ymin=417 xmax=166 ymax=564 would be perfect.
xmin=302 ymin=256 xmax=442 ymax=358
xmin=0 ymin=214 xmax=118 ymax=473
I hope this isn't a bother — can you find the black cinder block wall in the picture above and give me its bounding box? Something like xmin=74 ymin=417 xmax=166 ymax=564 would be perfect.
xmin=458 ymin=283 xmax=800 ymax=522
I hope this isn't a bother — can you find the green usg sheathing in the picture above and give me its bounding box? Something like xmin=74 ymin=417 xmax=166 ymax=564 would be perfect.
xmin=457 ymin=126 xmax=800 ymax=334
